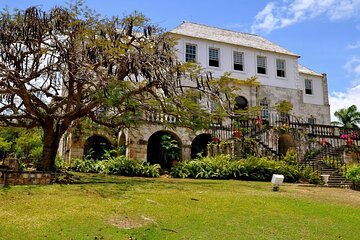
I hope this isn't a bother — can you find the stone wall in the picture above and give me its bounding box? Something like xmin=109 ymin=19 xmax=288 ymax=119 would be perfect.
xmin=258 ymin=85 xmax=330 ymax=125
xmin=0 ymin=171 xmax=52 ymax=186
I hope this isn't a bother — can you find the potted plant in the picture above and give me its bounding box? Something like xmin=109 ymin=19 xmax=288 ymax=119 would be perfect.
xmin=160 ymin=134 xmax=180 ymax=167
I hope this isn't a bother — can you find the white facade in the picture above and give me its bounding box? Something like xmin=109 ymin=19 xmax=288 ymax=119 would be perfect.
xmin=170 ymin=22 xmax=331 ymax=124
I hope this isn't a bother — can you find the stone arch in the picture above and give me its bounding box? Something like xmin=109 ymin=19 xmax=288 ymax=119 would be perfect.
xmin=83 ymin=135 xmax=113 ymax=160
xmin=191 ymin=133 xmax=212 ymax=159
xmin=147 ymin=130 xmax=182 ymax=169
xmin=234 ymin=96 xmax=248 ymax=110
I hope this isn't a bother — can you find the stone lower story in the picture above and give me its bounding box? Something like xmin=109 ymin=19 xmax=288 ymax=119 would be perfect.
xmin=59 ymin=122 xmax=214 ymax=167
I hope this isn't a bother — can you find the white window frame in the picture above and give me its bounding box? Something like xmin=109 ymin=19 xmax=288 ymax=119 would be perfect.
xmin=208 ymin=47 xmax=220 ymax=67
xmin=233 ymin=51 xmax=244 ymax=72
xmin=276 ymin=59 xmax=286 ymax=78
xmin=305 ymin=79 xmax=313 ymax=95
xmin=185 ymin=43 xmax=197 ymax=62
xmin=260 ymin=101 xmax=269 ymax=119
xmin=257 ymin=55 xmax=267 ymax=75
xmin=308 ymin=117 xmax=316 ymax=125
xmin=280 ymin=112 xmax=288 ymax=122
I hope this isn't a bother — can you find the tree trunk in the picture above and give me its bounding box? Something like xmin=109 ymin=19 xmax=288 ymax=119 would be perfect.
xmin=39 ymin=124 xmax=66 ymax=172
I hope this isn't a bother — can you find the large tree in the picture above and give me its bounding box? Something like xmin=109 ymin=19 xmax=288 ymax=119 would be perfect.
xmin=331 ymin=105 xmax=360 ymax=129
xmin=0 ymin=4 xmax=234 ymax=171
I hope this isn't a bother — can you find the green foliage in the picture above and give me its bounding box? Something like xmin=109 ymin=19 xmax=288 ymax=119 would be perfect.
xmin=171 ymin=155 xmax=317 ymax=183
xmin=69 ymin=155 xmax=160 ymax=178
xmin=55 ymin=155 xmax=69 ymax=171
xmin=331 ymin=105 xmax=360 ymax=129
xmin=346 ymin=165 xmax=360 ymax=183
xmin=14 ymin=129 xmax=43 ymax=160
xmin=160 ymin=134 xmax=180 ymax=161
xmin=282 ymin=148 xmax=298 ymax=165
xmin=0 ymin=137 xmax=11 ymax=154
xmin=70 ymin=158 xmax=97 ymax=173
xmin=0 ymin=127 xmax=43 ymax=167
xmin=273 ymin=100 xmax=293 ymax=114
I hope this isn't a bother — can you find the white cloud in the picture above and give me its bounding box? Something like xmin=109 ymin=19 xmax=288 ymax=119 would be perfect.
xmin=347 ymin=41 xmax=360 ymax=49
xmin=329 ymin=56 xmax=360 ymax=121
xmin=251 ymin=0 xmax=360 ymax=34
xmin=329 ymin=85 xmax=360 ymax=121
xmin=344 ymin=56 xmax=360 ymax=85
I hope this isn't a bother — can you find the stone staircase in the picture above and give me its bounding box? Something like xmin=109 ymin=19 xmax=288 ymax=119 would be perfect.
xmin=250 ymin=126 xmax=280 ymax=158
xmin=304 ymin=146 xmax=352 ymax=188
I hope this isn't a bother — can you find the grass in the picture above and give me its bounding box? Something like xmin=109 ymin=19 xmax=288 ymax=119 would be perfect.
xmin=0 ymin=173 xmax=359 ymax=240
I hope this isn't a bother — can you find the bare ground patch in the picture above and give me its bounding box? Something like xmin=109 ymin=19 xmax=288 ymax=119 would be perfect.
xmin=107 ymin=215 xmax=156 ymax=229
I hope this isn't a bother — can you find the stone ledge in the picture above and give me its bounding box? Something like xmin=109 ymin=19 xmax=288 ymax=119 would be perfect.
xmin=0 ymin=170 xmax=52 ymax=186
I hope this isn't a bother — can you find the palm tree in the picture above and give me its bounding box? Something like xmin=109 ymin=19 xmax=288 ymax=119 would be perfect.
xmin=331 ymin=105 xmax=360 ymax=129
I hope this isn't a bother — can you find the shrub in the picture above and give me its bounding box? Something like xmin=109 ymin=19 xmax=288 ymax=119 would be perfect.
xmin=346 ymin=165 xmax=360 ymax=183
xmin=346 ymin=165 xmax=360 ymax=190
xmin=70 ymin=158 xmax=97 ymax=173
xmin=171 ymin=155 xmax=317 ymax=183
xmin=69 ymin=155 xmax=160 ymax=178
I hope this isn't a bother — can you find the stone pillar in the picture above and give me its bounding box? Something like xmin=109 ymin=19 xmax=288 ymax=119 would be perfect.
xmin=127 ymin=139 xmax=147 ymax=162
xmin=69 ymin=139 xmax=84 ymax=160
xmin=322 ymin=73 xmax=331 ymax=124
xmin=181 ymin=145 xmax=192 ymax=161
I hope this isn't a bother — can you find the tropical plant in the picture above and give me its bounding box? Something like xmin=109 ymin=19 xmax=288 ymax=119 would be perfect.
xmin=170 ymin=155 xmax=319 ymax=183
xmin=160 ymin=134 xmax=180 ymax=161
xmin=69 ymin=150 xmax=161 ymax=177
xmin=331 ymin=105 xmax=360 ymax=129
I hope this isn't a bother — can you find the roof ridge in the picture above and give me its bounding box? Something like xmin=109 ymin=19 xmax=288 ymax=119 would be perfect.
xmin=171 ymin=21 xmax=299 ymax=57
xmin=298 ymin=63 xmax=323 ymax=76
xmin=180 ymin=21 xmax=259 ymax=37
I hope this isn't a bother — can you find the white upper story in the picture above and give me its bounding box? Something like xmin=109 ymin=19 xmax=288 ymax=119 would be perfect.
xmin=170 ymin=22 xmax=327 ymax=106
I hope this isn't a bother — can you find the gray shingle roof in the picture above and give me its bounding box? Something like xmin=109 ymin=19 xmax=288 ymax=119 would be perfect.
xmin=298 ymin=64 xmax=323 ymax=77
xmin=170 ymin=22 xmax=299 ymax=57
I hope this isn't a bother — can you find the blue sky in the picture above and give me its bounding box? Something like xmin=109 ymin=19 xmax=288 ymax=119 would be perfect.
xmin=2 ymin=0 xmax=360 ymax=118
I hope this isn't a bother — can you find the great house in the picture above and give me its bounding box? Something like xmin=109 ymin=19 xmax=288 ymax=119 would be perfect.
xmin=61 ymin=22 xmax=332 ymax=167
xmin=170 ymin=22 xmax=330 ymax=125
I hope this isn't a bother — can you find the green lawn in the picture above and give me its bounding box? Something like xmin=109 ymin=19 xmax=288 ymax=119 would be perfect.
xmin=0 ymin=173 xmax=359 ymax=240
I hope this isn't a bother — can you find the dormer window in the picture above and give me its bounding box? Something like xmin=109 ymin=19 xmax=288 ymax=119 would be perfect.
xmin=233 ymin=51 xmax=244 ymax=71
xmin=209 ymin=47 xmax=220 ymax=67
xmin=185 ymin=44 xmax=197 ymax=62
xmin=257 ymin=56 xmax=267 ymax=74
xmin=276 ymin=59 xmax=286 ymax=78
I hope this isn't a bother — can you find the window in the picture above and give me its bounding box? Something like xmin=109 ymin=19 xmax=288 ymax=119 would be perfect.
xmin=257 ymin=56 xmax=267 ymax=74
xmin=276 ymin=59 xmax=286 ymax=78
xmin=234 ymin=96 xmax=248 ymax=110
xmin=209 ymin=47 xmax=220 ymax=67
xmin=305 ymin=79 xmax=313 ymax=95
xmin=308 ymin=117 xmax=316 ymax=124
xmin=260 ymin=101 xmax=269 ymax=119
xmin=233 ymin=51 xmax=244 ymax=71
xmin=280 ymin=112 xmax=288 ymax=122
xmin=185 ymin=44 xmax=197 ymax=62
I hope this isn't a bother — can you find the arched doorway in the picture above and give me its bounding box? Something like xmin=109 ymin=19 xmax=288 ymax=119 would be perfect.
xmin=147 ymin=131 xmax=181 ymax=169
xmin=84 ymin=135 xmax=112 ymax=160
xmin=234 ymin=96 xmax=248 ymax=110
xmin=191 ymin=133 xmax=212 ymax=159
